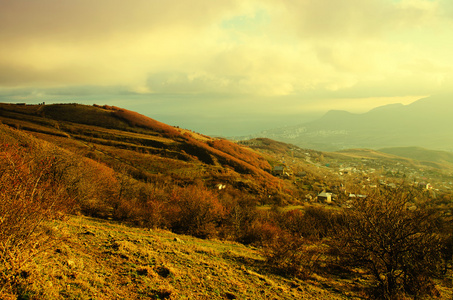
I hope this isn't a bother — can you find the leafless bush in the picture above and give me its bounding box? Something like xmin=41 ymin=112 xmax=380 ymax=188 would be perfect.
xmin=217 ymin=192 xmax=261 ymax=242
xmin=262 ymin=231 xmax=324 ymax=278
xmin=239 ymin=219 xmax=282 ymax=246
xmin=0 ymin=142 xmax=72 ymax=293
xmin=275 ymin=206 xmax=345 ymax=241
xmin=112 ymin=182 xmax=228 ymax=238
xmin=165 ymin=185 xmax=227 ymax=238
xmin=333 ymin=185 xmax=444 ymax=299
xmin=43 ymin=149 xmax=119 ymax=217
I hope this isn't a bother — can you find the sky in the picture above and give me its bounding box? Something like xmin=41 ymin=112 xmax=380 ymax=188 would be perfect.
xmin=1 ymin=0 xmax=453 ymax=135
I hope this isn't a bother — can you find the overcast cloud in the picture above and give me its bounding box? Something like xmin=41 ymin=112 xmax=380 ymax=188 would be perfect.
xmin=1 ymin=0 xmax=452 ymax=135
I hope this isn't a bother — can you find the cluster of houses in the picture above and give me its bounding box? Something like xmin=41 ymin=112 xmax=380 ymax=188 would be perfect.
xmin=266 ymin=143 xmax=452 ymax=209
xmin=316 ymin=191 xmax=368 ymax=205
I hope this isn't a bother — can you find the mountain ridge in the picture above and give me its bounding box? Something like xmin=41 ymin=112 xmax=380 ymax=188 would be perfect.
xmin=249 ymin=95 xmax=453 ymax=151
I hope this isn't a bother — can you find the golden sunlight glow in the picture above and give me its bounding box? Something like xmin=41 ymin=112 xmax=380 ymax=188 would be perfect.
xmin=1 ymin=0 xmax=452 ymax=134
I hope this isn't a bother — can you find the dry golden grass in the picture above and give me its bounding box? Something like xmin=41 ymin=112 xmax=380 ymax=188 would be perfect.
xmin=7 ymin=214 xmax=448 ymax=300
xmin=177 ymin=129 xmax=212 ymax=142
xmin=3 ymin=215 xmax=361 ymax=300
xmin=63 ymin=122 xmax=177 ymax=144
xmin=0 ymin=115 xmax=67 ymax=137
xmin=113 ymin=108 xmax=181 ymax=138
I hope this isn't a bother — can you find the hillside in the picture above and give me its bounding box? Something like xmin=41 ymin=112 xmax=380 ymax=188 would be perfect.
xmin=0 ymin=124 xmax=360 ymax=299
xmin=0 ymin=103 xmax=279 ymax=198
xmin=379 ymin=146 xmax=453 ymax=167
xmin=1 ymin=102 xmax=452 ymax=196
xmin=5 ymin=215 xmax=351 ymax=300
xmin=2 ymin=103 xmax=453 ymax=299
xmin=250 ymin=95 xmax=453 ymax=151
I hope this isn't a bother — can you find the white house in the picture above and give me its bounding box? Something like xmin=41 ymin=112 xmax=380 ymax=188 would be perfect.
xmin=317 ymin=192 xmax=333 ymax=204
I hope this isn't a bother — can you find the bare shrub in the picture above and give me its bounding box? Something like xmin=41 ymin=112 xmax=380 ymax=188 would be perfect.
xmin=165 ymin=185 xmax=227 ymax=238
xmin=240 ymin=219 xmax=282 ymax=246
xmin=262 ymin=232 xmax=323 ymax=278
xmin=261 ymin=207 xmax=337 ymax=278
xmin=112 ymin=181 xmax=170 ymax=229
xmin=140 ymin=199 xmax=169 ymax=228
xmin=301 ymin=205 xmax=345 ymax=238
xmin=0 ymin=141 xmax=71 ymax=294
xmin=218 ymin=192 xmax=260 ymax=241
xmin=274 ymin=206 xmax=343 ymax=241
xmin=46 ymin=150 xmax=118 ymax=217
xmin=333 ymin=185 xmax=444 ymax=299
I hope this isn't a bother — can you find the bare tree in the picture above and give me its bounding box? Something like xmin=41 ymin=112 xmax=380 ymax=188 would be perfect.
xmin=334 ymin=184 xmax=444 ymax=299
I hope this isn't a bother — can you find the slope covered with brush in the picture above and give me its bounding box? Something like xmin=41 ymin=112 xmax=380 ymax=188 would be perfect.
xmin=0 ymin=103 xmax=278 ymax=195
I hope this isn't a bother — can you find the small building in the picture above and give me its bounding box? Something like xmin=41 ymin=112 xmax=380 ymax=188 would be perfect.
xmin=418 ymin=182 xmax=433 ymax=190
xmin=272 ymin=165 xmax=285 ymax=176
xmin=296 ymin=171 xmax=307 ymax=178
xmin=348 ymin=193 xmax=367 ymax=200
xmin=317 ymin=192 xmax=333 ymax=204
xmin=215 ymin=184 xmax=226 ymax=190
xmin=384 ymin=182 xmax=397 ymax=189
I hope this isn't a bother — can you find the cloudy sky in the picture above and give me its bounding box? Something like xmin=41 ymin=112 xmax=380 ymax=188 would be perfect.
xmin=1 ymin=0 xmax=452 ymax=135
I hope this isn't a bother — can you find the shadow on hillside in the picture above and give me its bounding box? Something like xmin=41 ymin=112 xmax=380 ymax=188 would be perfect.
xmin=221 ymin=248 xmax=265 ymax=271
xmin=222 ymin=248 xmax=371 ymax=298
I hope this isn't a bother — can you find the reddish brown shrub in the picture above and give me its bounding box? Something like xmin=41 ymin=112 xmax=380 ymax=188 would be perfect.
xmin=165 ymin=185 xmax=227 ymax=238
xmin=276 ymin=206 xmax=344 ymax=240
xmin=217 ymin=192 xmax=260 ymax=241
xmin=112 ymin=181 xmax=171 ymax=229
xmin=262 ymin=231 xmax=322 ymax=278
xmin=240 ymin=219 xmax=283 ymax=246
xmin=0 ymin=140 xmax=72 ymax=288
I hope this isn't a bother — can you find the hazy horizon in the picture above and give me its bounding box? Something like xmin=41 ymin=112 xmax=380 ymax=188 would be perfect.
xmin=1 ymin=1 xmax=453 ymax=135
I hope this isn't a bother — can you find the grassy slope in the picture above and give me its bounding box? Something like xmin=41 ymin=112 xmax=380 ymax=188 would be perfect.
xmin=379 ymin=146 xmax=453 ymax=166
xmin=0 ymin=103 xmax=279 ymax=194
xmin=20 ymin=216 xmax=352 ymax=300
xmin=0 ymin=125 xmax=349 ymax=299
xmin=329 ymin=148 xmax=453 ymax=173
xmin=12 ymin=215 xmax=453 ymax=300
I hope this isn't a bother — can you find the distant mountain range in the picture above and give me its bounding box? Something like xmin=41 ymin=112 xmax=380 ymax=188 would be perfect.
xmin=248 ymin=95 xmax=453 ymax=152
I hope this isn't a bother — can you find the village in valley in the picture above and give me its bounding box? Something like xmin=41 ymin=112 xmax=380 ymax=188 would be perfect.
xmin=240 ymin=139 xmax=453 ymax=208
